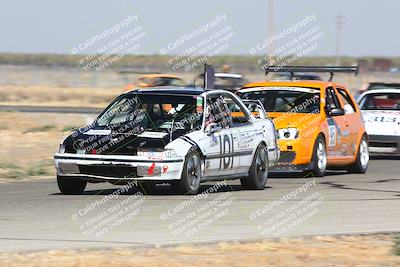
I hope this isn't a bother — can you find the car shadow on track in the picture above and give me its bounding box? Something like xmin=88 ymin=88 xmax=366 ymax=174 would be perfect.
xmin=51 ymin=170 xmax=350 ymax=196
xmin=269 ymin=170 xmax=348 ymax=179
xmin=370 ymin=154 xmax=400 ymax=160
xmin=51 ymin=183 xmax=259 ymax=196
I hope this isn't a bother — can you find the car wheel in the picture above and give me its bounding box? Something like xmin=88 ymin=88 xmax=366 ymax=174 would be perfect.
xmin=57 ymin=175 xmax=87 ymax=195
xmin=241 ymin=143 xmax=269 ymax=190
xmin=306 ymin=136 xmax=327 ymax=177
xmin=172 ymin=150 xmax=202 ymax=195
xmin=348 ymin=136 xmax=369 ymax=173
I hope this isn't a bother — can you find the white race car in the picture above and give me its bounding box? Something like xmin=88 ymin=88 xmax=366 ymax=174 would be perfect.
xmin=358 ymin=89 xmax=400 ymax=154
xmin=54 ymin=87 xmax=279 ymax=195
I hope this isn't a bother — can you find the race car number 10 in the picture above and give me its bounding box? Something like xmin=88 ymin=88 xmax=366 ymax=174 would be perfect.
xmin=219 ymin=134 xmax=234 ymax=170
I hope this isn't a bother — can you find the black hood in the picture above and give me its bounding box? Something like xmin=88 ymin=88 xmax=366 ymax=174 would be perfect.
xmin=63 ymin=123 xmax=186 ymax=156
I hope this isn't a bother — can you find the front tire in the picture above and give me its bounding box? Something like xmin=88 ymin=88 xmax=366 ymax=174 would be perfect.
xmin=241 ymin=143 xmax=269 ymax=190
xmin=348 ymin=136 xmax=369 ymax=173
xmin=57 ymin=175 xmax=87 ymax=195
xmin=172 ymin=150 xmax=202 ymax=195
xmin=306 ymin=135 xmax=327 ymax=177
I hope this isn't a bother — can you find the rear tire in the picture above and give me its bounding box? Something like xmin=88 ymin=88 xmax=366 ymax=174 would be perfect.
xmin=57 ymin=175 xmax=87 ymax=195
xmin=348 ymin=136 xmax=369 ymax=173
xmin=241 ymin=143 xmax=269 ymax=190
xmin=172 ymin=150 xmax=202 ymax=195
xmin=305 ymin=135 xmax=327 ymax=177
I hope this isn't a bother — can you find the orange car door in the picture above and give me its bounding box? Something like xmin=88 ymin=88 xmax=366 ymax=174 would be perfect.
xmin=325 ymin=87 xmax=349 ymax=158
xmin=336 ymin=87 xmax=360 ymax=157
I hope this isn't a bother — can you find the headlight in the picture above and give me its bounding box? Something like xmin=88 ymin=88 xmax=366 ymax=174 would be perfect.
xmin=59 ymin=143 xmax=66 ymax=153
xmin=277 ymin=128 xmax=299 ymax=140
xmin=137 ymin=149 xmax=178 ymax=159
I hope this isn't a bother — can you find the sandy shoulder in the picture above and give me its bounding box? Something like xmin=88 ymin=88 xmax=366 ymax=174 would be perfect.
xmin=0 ymin=234 xmax=399 ymax=267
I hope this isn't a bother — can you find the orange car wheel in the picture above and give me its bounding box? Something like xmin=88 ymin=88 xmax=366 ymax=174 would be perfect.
xmin=348 ymin=135 xmax=369 ymax=174
xmin=305 ymin=135 xmax=327 ymax=177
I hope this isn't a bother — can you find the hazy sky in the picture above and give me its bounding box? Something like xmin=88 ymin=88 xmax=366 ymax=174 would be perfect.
xmin=0 ymin=0 xmax=398 ymax=56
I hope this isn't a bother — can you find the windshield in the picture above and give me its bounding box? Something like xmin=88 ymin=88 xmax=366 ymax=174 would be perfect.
xmin=96 ymin=94 xmax=203 ymax=132
xmin=240 ymin=87 xmax=321 ymax=113
xmin=360 ymin=93 xmax=400 ymax=110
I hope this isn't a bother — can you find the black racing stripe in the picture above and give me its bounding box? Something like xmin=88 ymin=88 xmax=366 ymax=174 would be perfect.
xmin=205 ymin=150 xmax=253 ymax=160
xmin=54 ymin=155 xmax=183 ymax=163
xmin=180 ymin=136 xmax=197 ymax=147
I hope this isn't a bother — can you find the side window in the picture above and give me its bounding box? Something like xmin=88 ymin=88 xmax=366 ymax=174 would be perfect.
xmin=337 ymin=88 xmax=356 ymax=114
xmin=205 ymin=94 xmax=233 ymax=129
xmin=325 ymin=87 xmax=341 ymax=110
xmin=223 ymin=94 xmax=251 ymax=126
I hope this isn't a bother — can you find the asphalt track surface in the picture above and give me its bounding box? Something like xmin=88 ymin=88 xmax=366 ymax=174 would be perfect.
xmin=0 ymin=156 xmax=399 ymax=252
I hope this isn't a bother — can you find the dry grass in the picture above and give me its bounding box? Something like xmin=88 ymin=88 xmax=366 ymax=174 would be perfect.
xmin=0 ymin=73 xmax=399 ymax=110
xmin=0 ymin=234 xmax=399 ymax=267
xmin=0 ymin=85 xmax=121 ymax=108
xmin=0 ymin=112 xmax=90 ymax=180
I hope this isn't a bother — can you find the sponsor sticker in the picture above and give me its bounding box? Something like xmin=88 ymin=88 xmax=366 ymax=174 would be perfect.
xmin=327 ymin=119 xmax=337 ymax=147
xmin=196 ymin=96 xmax=203 ymax=113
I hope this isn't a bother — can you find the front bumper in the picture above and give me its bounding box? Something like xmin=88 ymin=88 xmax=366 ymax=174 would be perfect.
xmin=270 ymin=151 xmax=313 ymax=172
xmin=368 ymin=135 xmax=400 ymax=154
xmin=54 ymin=153 xmax=185 ymax=181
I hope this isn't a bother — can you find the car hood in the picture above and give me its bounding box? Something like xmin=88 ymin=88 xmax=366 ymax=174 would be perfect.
xmin=362 ymin=110 xmax=400 ymax=136
xmin=267 ymin=112 xmax=323 ymax=131
xmin=63 ymin=124 xmax=186 ymax=155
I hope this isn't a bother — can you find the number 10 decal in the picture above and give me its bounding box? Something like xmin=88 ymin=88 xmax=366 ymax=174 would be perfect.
xmin=219 ymin=134 xmax=234 ymax=169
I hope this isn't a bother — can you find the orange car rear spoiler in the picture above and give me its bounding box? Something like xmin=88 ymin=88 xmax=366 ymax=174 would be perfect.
xmin=265 ymin=65 xmax=359 ymax=81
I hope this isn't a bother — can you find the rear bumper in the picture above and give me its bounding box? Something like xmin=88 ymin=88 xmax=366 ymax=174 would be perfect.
xmin=368 ymin=135 xmax=400 ymax=154
xmin=54 ymin=153 xmax=185 ymax=181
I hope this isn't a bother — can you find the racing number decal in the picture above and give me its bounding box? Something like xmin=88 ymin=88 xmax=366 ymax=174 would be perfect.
xmin=219 ymin=134 xmax=234 ymax=170
xmin=327 ymin=118 xmax=337 ymax=147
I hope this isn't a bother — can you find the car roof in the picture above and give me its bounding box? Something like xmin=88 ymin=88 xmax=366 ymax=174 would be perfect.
xmin=359 ymin=88 xmax=400 ymax=97
xmin=126 ymin=86 xmax=205 ymax=96
xmin=241 ymin=80 xmax=346 ymax=91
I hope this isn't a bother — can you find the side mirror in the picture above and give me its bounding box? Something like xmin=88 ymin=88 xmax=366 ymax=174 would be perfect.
xmin=205 ymin=123 xmax=222 ymax=135
xmin=330 ymin=108 xmax=345 ymax=116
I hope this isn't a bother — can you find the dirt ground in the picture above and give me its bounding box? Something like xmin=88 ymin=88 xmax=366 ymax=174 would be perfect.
xmin=0 ymin=85 xmax=121 ymax=108
xmin=0 ymin=112 xmax=90 ymax=181
xmin=0 ymin=72 xmax=399 ymax=108
xmin=0 ymin=234 xmax=399 ymax=267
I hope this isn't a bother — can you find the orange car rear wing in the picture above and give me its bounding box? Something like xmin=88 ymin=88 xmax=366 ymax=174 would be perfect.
xmin=265 ymin=65 xmax=359 ymax=81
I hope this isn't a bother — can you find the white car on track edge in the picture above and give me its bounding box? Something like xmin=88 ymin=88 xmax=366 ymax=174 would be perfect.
xmin=358 ymin=89 xmax=400 ymax=154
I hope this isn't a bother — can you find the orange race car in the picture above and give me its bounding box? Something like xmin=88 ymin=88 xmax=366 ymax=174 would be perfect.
xmin=238 ymin=66 xmax=369 ymax=177
xmin=124 ymin=74 xmax=185 ymax=91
